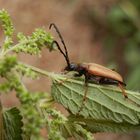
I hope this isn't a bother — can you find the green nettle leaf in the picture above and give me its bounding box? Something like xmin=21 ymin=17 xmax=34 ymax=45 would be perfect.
xmin=51 ymin=74 xmax=140 ymax=133
xmin=2 ymin=107 xmax=23 ymax=140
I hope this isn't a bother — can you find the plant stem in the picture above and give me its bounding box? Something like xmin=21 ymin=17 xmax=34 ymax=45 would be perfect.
xmin=0 ymin=41 xmax=27 ymax=57
xmin=18 ymin=62 xmax=54 ymax=78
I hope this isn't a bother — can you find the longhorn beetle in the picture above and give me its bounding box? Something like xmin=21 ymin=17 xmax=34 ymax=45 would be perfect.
xmin=49 ymin=23 xmax=127 ymax=113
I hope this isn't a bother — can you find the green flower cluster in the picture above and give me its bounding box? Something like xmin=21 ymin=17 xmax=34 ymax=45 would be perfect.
xmin=0 ymin=9 xmax=56 ymax=140
xmin=16 ymin=29 xmax=54 ymax=55
xmin=0 ymin=9 xmax=94 ymax=140
xmin=0 ymin=9 xmax=14 ymax=36
xmin=0 ymin=9 xmax=14 ymax=49
xmin=0 ymin=55 xmax=17 ymax=76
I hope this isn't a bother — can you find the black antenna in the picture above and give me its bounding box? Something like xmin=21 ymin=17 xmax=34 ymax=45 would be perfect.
xmin=49 ymin=23 xmax=70 ymax=67
xmin=51 ymin=41 xmax=70 ymax=67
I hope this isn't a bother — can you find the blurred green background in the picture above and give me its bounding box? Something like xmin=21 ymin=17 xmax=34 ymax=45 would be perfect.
xmin=0 ymin=0 xmax=140 ymax=140
xmin=76 ymin=0 xmax=140 ymax=91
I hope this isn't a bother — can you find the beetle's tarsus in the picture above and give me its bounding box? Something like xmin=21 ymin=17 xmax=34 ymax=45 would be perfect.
xmin=118 ymin=83 xmax=128 ymax=98
xmin=124 ymin=95 xmax=128 ymax=99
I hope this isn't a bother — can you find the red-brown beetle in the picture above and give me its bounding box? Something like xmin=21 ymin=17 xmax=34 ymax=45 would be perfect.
xmin=49 ymin=23 xmax=127 ymax=110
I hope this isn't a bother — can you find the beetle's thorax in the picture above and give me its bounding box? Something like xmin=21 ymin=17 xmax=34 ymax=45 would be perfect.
xmin=64 ymin=63 xmax=85 ymax=72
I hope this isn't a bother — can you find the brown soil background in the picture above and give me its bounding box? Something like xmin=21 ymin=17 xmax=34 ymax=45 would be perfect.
xmin=0 ymin=0 xmax=136 ymax=140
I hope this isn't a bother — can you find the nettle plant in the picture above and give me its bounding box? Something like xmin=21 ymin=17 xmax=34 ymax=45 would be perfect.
xmin=0 ymin=9 xmax=140 ymax=140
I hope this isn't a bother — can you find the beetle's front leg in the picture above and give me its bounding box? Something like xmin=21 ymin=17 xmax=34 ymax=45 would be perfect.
xmin=74 ymin=72 xmax=83 ymax=77
xmin=57 ymin=72 xmax=81 ymax=85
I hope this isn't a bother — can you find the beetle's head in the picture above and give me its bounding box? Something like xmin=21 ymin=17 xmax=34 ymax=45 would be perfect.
xmin=64 ymin=63 xmax=78 ymax=71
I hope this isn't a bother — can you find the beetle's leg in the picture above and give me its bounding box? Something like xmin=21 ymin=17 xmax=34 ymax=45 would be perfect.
xmin=74 ymin=72 xmax=83 ymax=77
xmin=99 ymin=78 xmax=128 ymax=98
xmin=118 ymin=83 xmax=140 ymax=106
xmin=88 ymin=75 xmax=101 ymax=84
xmin=58 ymin=71 xmax=83 ymax=85
xmin=77 ymin=74 xmax=89 ymax=114
xmin=118 ymin=83 xmax=128 ymax=98
xmin=99 ymin=77 xmax=118 ymax=85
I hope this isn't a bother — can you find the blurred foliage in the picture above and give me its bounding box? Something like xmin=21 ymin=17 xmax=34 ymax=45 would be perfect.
xmin=107 ymin=0 xmax=140 ymax=91
xmin=77 ymin=0 xmax=140 ymax=91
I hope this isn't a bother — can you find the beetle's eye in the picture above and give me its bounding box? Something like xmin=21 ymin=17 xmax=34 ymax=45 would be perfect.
xmin=70 ymin=63 xmax=75 ymax=69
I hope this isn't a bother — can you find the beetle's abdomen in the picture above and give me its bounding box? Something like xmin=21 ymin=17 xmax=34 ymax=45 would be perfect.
xmin=82 ymin=63 xmax=124 ymax=83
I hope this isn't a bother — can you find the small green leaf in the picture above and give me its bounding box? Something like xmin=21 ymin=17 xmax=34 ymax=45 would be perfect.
xmin=3 ymin=107 xmax=23 ymax=140
xmin=43 ymin=109 xmax=93 ymax=140
xmin=51 ymin=74 xmax=140 ymax=132
xmin=62 ymin=122 xmax=94 ymax=140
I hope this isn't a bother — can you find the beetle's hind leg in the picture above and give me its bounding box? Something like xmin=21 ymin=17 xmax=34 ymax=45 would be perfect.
xmin=118 ymin=83 xmax=128 ymax=98
xmin=99 ymin=78 xmax=128 ymax=98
